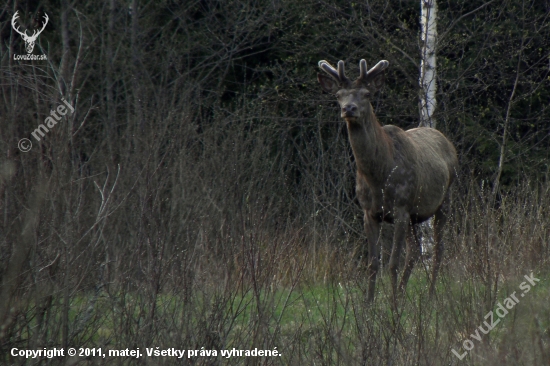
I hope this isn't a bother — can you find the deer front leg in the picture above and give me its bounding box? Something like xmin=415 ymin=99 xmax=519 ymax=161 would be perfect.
xmin=389 ymin=211 xmax=409 ymax=296
xmin=400 ymin=223 xmax=420 ymax=291
xmin=365 ymin=214 xmax=380 ymax=303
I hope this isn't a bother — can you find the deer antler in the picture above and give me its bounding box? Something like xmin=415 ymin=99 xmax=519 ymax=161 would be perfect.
xmin=321 ymin=59 xmax=388 ymax=85
xmin=31 ymin=13 xmax=49 ymax=39
xmin=11 ymin=11 xmax=27 ymax=37
xmin=358 ymin=59 xmax=368 ymax=80
xmin=355 ymin=59 xmax=390 ymax=87
xmin=318 ymin=60 xmax=350 ymax=85
xmin=366 ymin=60 xmax=389 ymax=76
xmin=11 ymin=11 xmax=48 ymax=39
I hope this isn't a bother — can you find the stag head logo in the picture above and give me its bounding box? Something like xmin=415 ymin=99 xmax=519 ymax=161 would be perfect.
xmin=12 ymin=11 xmax=49 ymax=54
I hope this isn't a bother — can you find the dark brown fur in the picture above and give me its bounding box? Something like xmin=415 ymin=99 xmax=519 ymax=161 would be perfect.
xmin=318 ymin=59 xmax=458 ymax=301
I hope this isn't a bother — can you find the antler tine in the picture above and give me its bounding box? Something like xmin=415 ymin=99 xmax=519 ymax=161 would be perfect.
xmin=366 ymin=60 xmax=390 ymax=76
xmin=337 ymin=61 xmax=349 ymax=82
xmin=319 ymin=59 xmax=350 ymax=85
xmin=358 ymin=59 xmax=368 ymax=80
xmin=318 ymin=60 xmax=340 ymax=81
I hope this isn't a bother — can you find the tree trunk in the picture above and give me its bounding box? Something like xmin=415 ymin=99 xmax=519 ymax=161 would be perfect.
xmin=419 ymin=0 xmax=438 ymax=128
xmin=418 ymin=0 xmax=438 ymax=255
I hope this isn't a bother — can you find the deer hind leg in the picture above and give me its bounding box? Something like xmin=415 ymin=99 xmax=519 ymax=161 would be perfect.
xmin=400 ymin=223 xmax=421 ymax=291
xmin=365 ymin=215 xmax=381 ymax=303
xmin=430 ymin=196 xmax=449 ymax=295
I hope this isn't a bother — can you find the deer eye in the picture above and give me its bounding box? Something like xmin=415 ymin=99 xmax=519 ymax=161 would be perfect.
xmin=361 ymin=90 xmax=371 ymax=98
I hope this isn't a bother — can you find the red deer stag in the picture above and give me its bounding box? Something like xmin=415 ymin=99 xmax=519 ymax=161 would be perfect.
xmin=317 ymin=59 xmax=457 ymax=301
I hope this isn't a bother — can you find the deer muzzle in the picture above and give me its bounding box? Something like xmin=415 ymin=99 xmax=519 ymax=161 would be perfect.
xmin=341 ymin=104 xmax=358 ymax=119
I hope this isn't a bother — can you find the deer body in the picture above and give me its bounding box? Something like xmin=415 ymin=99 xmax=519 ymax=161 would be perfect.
xmin=318 ymin=59 xmax=457 ymax=301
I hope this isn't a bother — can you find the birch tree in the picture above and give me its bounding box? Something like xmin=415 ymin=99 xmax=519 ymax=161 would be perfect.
xmin=419 ymin=0 xmax=438 ymax=128
xmin=418 ymin=0 xmax=438 ymax=252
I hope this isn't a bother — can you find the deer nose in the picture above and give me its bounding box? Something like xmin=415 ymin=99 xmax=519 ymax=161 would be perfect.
xmin=342 ymin=104 xmax=357 ymax=117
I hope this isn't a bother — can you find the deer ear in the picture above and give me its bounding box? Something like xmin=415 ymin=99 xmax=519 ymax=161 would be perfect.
xmin=318 ymin=73 xmax=340 ymax=94
xmin=366 ymin=72 xmax=385 ymax=91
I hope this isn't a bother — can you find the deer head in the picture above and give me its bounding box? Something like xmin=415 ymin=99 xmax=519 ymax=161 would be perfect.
xmin=12 ymin=11 xmax=49 ymax=54
xmin=317 ymin=59 xmax=389 ymax=121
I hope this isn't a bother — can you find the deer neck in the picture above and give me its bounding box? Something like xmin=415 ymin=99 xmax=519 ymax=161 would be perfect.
xmin=346 ymin=103 xmax=393 ymax=185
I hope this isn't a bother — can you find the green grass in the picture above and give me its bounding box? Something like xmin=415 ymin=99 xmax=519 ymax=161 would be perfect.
xmin=11 ymin=267 xmax=550 ymax=365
